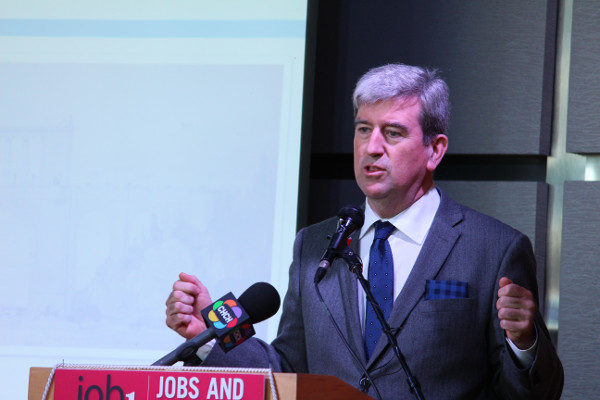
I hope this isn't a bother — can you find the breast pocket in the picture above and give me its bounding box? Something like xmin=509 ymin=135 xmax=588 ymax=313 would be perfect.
xmin=416 ymin=298 xmax=477 ymax=349
xmin=420 ymin=298 xmax=475 ymax=313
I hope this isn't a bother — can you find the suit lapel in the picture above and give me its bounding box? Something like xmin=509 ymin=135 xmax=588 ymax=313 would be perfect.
xmin=366 ymin=193 xmax=464 ymax=365
xmin=318 ymin=229 xmax=367 ymax=363
xmin=340 ymin=229 xmax=368 ymax=363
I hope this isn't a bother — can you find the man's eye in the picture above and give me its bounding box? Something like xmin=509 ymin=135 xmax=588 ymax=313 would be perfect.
xmin=386 ymin=130 xmax=402 ymax=138
xmin=356 ymin=126 xmax=371 ymax=134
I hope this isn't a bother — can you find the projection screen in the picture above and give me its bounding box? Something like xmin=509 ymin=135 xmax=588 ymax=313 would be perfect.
xmin=0 ymin=1 xmax=307 ymax=397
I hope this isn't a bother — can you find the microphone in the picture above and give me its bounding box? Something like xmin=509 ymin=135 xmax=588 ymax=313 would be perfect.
xmin=314 ymin=205 xmax=365 ymax=283
xmin=152 ymin=282 xmax=281 ymax=366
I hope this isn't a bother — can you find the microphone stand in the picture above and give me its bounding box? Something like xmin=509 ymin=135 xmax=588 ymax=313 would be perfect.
xmin=152 ymin=332 xmax=209 ymax=366
xmin=341 ymin=247 xmax=426 ymax=400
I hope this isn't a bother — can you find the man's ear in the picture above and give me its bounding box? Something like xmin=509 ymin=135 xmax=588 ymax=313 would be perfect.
xmin=427 ymin=134 xmax=448 ymax=171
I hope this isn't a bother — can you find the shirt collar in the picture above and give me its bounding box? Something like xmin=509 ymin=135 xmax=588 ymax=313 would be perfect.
xmin=360 ymin=187 xmax=441 ymax=245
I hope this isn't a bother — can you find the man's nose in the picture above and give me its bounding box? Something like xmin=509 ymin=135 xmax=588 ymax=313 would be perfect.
xmin=366 ymin=129 xmax=385 ymax=155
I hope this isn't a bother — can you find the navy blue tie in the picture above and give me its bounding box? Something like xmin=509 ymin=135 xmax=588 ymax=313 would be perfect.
xmin=364 ymin=220 xmax=396 ymax=359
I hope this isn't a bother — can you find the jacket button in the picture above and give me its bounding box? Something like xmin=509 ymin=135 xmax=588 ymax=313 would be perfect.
xmin=359 ymin=376 xmax=371 ymax=392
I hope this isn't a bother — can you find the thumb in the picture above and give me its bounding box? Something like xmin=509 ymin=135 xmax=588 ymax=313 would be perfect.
xmin=179 ymin=272 xmax=200 ymax=284
xmin=499 ymin=277 xmax=513 ymax=289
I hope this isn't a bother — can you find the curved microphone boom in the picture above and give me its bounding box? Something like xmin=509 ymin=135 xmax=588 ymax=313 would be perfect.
xmin=314 ymin=205 xmax=364 ymax=283
xmin=152 ymin=282 xmax=281 ymax=366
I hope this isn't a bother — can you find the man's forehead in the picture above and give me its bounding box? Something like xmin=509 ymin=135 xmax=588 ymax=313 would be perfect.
xmin=355 ymin=96 xmax=422 ymax=121
xmin=358 ymin=95 xmax=420 ymax=109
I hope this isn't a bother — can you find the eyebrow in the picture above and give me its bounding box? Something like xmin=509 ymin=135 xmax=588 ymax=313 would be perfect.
xmin=354 ymin=118 xmax=370 ymax=126
xmin=354 ymin=119 xmax=409 ymax=131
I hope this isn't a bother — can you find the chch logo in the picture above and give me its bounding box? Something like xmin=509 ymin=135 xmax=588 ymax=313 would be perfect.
xmin=208 ymin=299 xmax=243 ymax=329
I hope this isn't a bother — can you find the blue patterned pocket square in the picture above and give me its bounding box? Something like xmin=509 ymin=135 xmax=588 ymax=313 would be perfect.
xmin=425 ymin=280 xmax=468 ymax=300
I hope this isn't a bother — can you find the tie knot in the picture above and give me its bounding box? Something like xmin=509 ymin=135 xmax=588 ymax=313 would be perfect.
xmin=374 ymin=220 xmax=395 ymax=240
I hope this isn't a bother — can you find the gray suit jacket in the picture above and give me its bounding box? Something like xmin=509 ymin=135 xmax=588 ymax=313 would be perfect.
xmin=201 ymin=190 xmax=563 ymax=399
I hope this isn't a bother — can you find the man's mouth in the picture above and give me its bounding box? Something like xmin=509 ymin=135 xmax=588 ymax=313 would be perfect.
xmin=365 ymin=165 xmax=385 ymax=173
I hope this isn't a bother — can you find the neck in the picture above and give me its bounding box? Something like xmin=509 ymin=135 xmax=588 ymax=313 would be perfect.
xmin=368 ymin=181 xmax=435 ymax=219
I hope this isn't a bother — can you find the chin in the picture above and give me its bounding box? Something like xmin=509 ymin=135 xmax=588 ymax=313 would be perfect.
xmin=362 ymin=188 xmax=390 ymax=201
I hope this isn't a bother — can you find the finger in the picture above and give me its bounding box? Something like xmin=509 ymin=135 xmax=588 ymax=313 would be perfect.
xmin=166 ymin=298 xmax=196 ymax=317
xmin=179 ymin=272 xmax=203 ymax=286
xmin=499 ymin=318 xmax=531 ymax=335
xmin=497 ymin=304 xmax=533 ymax=322
xmin=498 ymin=306 xmax=534 ymax=337
xmin=496 ymin=294 xmax=535 ymax=311
xmin=177 ymin=273 xmax=211 ymax=301
xmin=166 ymin=288 xmax=197 ymax=307
xmin=498 ymin=281 xmax=533 ymax=300
xmin=166 ymin=313 xmax=191 ymax=331
xmin=172 ymin=280 xmax=202 ymax=297
xmin=166 ymin=312 xmax=191 ymax=326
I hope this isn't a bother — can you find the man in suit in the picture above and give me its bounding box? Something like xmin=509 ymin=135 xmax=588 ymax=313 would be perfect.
xmin=165 ymin=64 xmax=563 ymax=399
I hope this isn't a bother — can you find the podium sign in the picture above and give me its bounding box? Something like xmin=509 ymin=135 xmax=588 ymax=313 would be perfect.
xmin=53 ymin=368 xmax=265 ymax=400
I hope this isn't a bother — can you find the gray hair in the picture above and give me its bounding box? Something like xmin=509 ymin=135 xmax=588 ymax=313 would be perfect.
xmin=352 ymin=63 xmax=450 ymax=144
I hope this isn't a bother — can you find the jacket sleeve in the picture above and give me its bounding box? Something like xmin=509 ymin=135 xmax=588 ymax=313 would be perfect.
xmin=489 ymin=233 xmax=564 ymax=399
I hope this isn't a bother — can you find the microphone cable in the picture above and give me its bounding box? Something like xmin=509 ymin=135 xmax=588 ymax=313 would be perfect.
xmin=314 ymin=280 xmax=383 ymax=400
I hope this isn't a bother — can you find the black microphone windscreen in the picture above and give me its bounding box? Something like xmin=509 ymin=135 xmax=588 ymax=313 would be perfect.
xmin=238 ymin=282 xmax=281 ymax=324
xmin=338 ymin=205 xmax=364 ymax=228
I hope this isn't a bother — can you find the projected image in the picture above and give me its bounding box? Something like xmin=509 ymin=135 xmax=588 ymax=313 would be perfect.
xmin=1 ymin=62 xmax=283 ymax=348
xmin=0 ymin=1 xmax=307 ymax=398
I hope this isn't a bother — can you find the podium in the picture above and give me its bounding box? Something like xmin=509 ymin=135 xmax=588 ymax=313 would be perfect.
xmin=29 ymin=366 xmax=373 ymax=400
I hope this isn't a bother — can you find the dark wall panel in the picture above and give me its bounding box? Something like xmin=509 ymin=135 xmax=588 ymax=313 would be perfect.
xmin=309 ymin=0 xmax=557 ymax=156
xmin=307 ymin=179 xmax=364 ymax=226
xmin=558 ymin=181 xmax=600 ymax=398
xmin=566 ymin=0 xmax=600 ymax=153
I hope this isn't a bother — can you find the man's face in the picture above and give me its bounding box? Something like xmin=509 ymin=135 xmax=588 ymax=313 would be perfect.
xmin=353 ymin=97 xmax=446 ymax=217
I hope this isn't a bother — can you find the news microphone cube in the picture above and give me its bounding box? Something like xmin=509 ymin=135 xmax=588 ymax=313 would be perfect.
xmin=201 ymin=292 xmax=256 ymax=352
